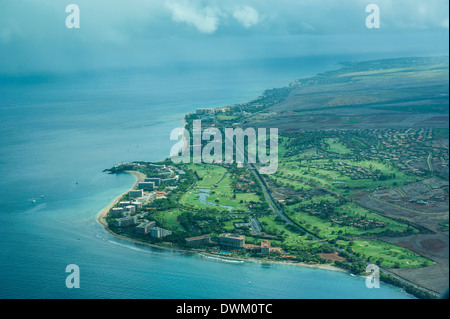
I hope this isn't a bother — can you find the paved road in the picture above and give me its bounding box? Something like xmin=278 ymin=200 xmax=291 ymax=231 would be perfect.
xmin=224 ymin=131 xmax=295 ymax=225
xmin=248 ymin=163 xmax=295 ymax=225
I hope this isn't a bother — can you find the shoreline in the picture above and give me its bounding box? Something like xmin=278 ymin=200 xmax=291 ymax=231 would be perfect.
xmin=197 ymin=251 xmax=347 ymax=273
xmin=97 ymin=170 xmax=196 ymax=254
xmin=94 ymin=167 xmax=433 ymax=299
xmin=95 ymin=172 xmax=347 ymax=273
xmin=97 ymin=170 xmax=146 ymax=229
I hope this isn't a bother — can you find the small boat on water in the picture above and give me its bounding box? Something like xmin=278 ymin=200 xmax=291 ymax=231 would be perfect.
xmin=31 ymin=199 xmax=36 ymax=203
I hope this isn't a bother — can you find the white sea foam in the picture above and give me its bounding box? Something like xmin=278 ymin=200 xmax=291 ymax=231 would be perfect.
xmin=199 ymin=253 xmax=245 ymax=264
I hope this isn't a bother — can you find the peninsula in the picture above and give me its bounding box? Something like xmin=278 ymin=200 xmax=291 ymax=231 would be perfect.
xmin=98 ymin=57 xmax=449 ymax=299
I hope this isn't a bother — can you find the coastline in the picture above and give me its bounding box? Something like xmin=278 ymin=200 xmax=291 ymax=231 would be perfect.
xmin=97 ymin=170 xmax=146 ymax=229
xmin=96 ymin=170 xmax=194 ymax=254
xmin=197 ymin=251 xmax=347 ymax=273
xmin=91 ymin=57 xmax=447 ymax=299
xmin=95 ymin=172 xmax=346 ymax=273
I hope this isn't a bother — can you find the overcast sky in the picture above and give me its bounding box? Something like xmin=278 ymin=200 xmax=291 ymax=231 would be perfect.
xmin=0 ymin=0 xmax=448 ymax=74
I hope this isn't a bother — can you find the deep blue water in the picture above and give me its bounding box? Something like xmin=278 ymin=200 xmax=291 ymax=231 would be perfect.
xmin=0 ymin=55 xmax=413 ymax=299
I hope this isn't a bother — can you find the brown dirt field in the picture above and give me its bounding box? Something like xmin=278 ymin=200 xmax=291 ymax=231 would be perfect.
xmin=383 ymin=234 xmax=449 ymax=294
xmin=320 ymin=252 xmax=346 ymax=262
xmin=388 ymin=264 xmax=449 ymax=296
xmin=420 ymin=239 xmax=448 ymax=254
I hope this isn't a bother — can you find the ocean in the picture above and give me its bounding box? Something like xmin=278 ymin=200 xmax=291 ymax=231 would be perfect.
xmin=0 ymin=55 xmax=413 ymax=299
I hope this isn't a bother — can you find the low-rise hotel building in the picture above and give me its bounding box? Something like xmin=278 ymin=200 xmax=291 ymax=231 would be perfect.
xmin=219 ymin=233 xmax=245 ymax=249
xmin=185 ymin=235 xmax=211 ymax=247
xmin=135 ymin=221 xmax=156 ymax=234
xmin=125 ymin=205 xmax=136 ymax=214
xmin=119 ymin=201 xmax=131 ymax=208
xmin=150 ymin=227 xmax=172 ymax=239
xmin=138 ymin=182 xmax=155 ymax=191
xmin=261 ymin=240 xmax=271 ymax=254
xmin=131 ymin=201 xmax=142 ymax=212
xmin=111 ymin=207 xmax=125 ymax=218
xmin=129 ymin=189 xmax=144 ymax=198
xmin=114 ymin=216 xmax=138 ymax=227
xmin=196 ymin=108 xmax=215 ymax=115
xmin=135 ymin=192 xmax=156 ymax=205
xmin=145 ymin=178 xmax=161 ymax=187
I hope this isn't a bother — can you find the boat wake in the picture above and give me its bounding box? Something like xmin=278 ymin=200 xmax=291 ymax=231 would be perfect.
xmin=106 ymin=239 xmax=164 ymax=254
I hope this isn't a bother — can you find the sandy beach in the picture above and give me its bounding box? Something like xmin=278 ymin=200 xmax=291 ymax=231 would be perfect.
xmin=97 ymin=170 xmax=147 ymax=228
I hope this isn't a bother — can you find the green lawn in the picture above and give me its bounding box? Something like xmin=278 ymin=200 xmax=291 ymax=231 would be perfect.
xmin=259 ymin=215 xmax=306 ymax=247
xmin=267 ymin=174 xmax=313 ymax=191
xmin=324 ymin=138 xmax=352 ymax=155
xmin=191 ymin=164 xmax=227 ymax=187
xmin=180 ymin=189 xmax=229 ymax=212
xmin=275 ymin=158 xmax=418 ymax=195
xmin=180 ymin=164 xmax=261 ymax=213
xmin=154 ymin=210 xmax=184 ymax=231
xmin=216 ymin=114 xmax=239 ymax=122
xmin=351 ymin=240 xmax=434 ymax=268
xmin=285 ymin=201 xmax=417 ymax=240
xmin=335 ymin=203 xmax=416 ymax=234
xmin=208 ymin=173 xmax=261 ymax=211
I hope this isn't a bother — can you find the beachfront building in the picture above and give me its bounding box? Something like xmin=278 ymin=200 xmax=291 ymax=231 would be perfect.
xmin=261 ymin=240 xmax=271 ymax=255
xmin=138 ymin=182 xmax=155 ymax=191
xmin=196 ymin=108 xmax=215 ymax=115
xmin=147 ymin=192 xmax=157 ymax=201
xmin=129 ymin=189 xmax=144 ymax=198
xmin=114 ymin=216 xmax=138 ymax=227
xmin=135 ymin=221 xmax=156 ymax=234
xmin=219 ymin=234 xmax=245 ymax=249
xmin=145 ymin=178 xmax=161 ymax=187
xmin=125 ymin=205 xmax=136 ymax=214
xmin=148 ymin=163 xmax=165 ymax=170
xmin=150 ymin=227 xmax=172 ymax=239
xmin=131 ymin=201 xmax=142 ymax=212
xmin=111 ymin=207 xmax=125 ymax=218
xmin=135 ymin=192 xmax=156 ymax=205
xmin=217 ymin=107 xmax=230 ymax=113
xmin=119 ymin=201 xmax=131 ymax=208
xmin=185 ymin=235 xmax=211 ymax=247
xmin=162 ymin=176 xmax=179 ymax=184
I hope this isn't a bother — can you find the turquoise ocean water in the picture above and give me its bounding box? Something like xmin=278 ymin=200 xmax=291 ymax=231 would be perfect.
xmin=0 ymin=55 xmax=413 ymax=299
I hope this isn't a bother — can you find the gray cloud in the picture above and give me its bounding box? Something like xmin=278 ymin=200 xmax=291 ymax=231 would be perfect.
xmin=0 ymin=0 xmax=448 ymax=74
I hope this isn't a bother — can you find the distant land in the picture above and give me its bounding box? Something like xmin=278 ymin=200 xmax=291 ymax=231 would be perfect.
xmin=101 ymin=57 xmax=449 ymax=299
xmin=236 ymin=56 xmax=449 ymax=131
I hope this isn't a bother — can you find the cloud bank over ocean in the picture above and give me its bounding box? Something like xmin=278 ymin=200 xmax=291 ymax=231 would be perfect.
xmin=0 ymin=0 xmax=448 ymax=73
